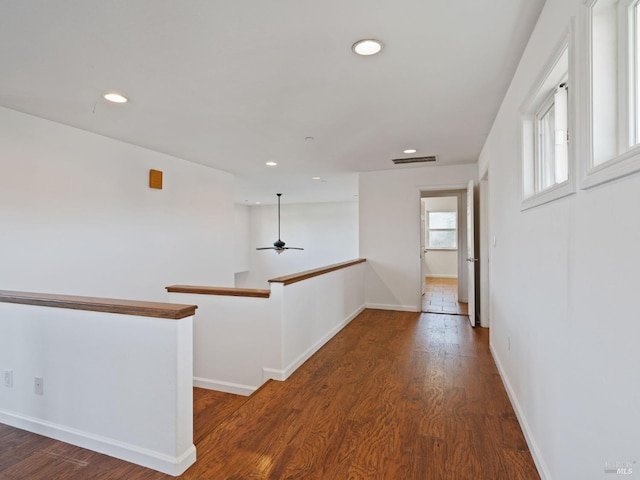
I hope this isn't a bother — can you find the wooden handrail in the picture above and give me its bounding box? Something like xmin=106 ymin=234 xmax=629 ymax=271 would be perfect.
xmin=0 ymin=290 xmax=197 ymax=320
xmin=165 ymin=259 xmax=366 ymax=295
xmin=166 ymin=286 xmax=270 ymax=298
xmin=268 ymin=258 xmax=366 ymax=286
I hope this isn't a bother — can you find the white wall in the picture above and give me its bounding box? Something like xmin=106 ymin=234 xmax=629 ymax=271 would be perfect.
xmin=236 ymin=201 xmax=359 ymax=288
xmin=422 ymin=196 xmax=458 ymax=278
xmin=359 ymin=164 xmax=477 ymax=311
xmin=0 ymin=303 xmax=195 ymax=475
xmin=170 ymin=291 xmax=282 ymax=396
xmin=0 ymin=107 xmax=235 ymax=301
xmin=234 ymin=204 xmax=251 ymax=273
xmin=280 ymin=262 xmax=365 ymax=373
xmin=479 ymin=0 xmax=640 ymax=478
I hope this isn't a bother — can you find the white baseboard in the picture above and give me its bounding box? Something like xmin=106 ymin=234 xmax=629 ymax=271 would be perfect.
xmin=262 ymin=367 xmax=285 ymax=382
xmin=193 ymin=377 xmax=256 ymax=397
xmin=489 ymin=341 xmax=550 ymax=480
xmin=365 ymin=303 xmax=419 ymax=312
xmin=263 ymin=304 xmax=366 ymax=382
xmin=0 ymin=410 xmax=196 ymax=476
xmin=424 ymin=274 xmax=458 ymax=279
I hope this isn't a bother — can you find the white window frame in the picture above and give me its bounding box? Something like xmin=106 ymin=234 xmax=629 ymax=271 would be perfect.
xmin=520 ymin=29 xmax=576 ymax=211
xmin=580 ymin=0 xmax=640 ymax=189
xmin=534 ymin=92 xmax=557 ymax=192
xmin=534 ymin=85 xmax=569 ymax=192
xmin=426 ymin=211 xmax=457 ymax=251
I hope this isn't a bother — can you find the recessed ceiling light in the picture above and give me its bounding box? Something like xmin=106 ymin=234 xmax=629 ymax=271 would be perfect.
xmin=104 ymin=92 xmax=128 ymax=103
xmin=255 ymin=202 xmax=261 ymax=205
xmin=312 ymin=176 xmax=321 ymax=180
xmin=352 ymin=39 xmax=383 ymax=56
xmin=305 ymin=136 xmax=315 ymax=141
xmin=403 ymin=148 xmax=417 ymax=154
xmin=265 ymin=161 xmax=277 ymax=166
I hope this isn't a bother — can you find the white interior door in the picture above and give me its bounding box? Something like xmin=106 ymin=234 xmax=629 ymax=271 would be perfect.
xmin=420 ymin=200 xmax=427 ymax=296
xmin=466 ymin=180 xmax=477 ymax=326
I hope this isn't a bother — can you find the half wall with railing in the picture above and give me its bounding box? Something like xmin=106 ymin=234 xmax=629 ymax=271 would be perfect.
xmin=166 ymin=258 xmax=366 ymax=396
xmin=0 ymin=291 xmax=197 ymax=476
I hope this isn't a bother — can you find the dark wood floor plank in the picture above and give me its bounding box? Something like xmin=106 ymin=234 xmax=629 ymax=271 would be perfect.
xmin=0 ymin=309 xmax=540 ymax=480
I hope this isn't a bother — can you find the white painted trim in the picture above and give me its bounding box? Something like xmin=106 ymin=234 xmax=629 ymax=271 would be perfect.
xmin=489 ymin=342 xmax=551 ymax=480
xmin=0 ymin=410 xmax=196 ymax=476
xmin=193 ymin=377 xmax=256 ymax=397
xmin=479 ymin=177 xmax=490 ymax=328
xmin=519 ymin=28 xmax=576 ymax=210
xmin=520 ymin=180 xmax=575 ymax=210
xmin=262 ymin=367 xmax=286 ymax=382
xmin=417 ymin=183 xmax=470 ymax=191
xmin=519 ymin=30 xmax=571 ymax=113
xmin=263 ymin=305 xmax=366 ymax=382
xmin=581 ymin=144 xmax=640 ymax=188
xmin=365 ymin=303 xmax=419 ymax=312
xmin=424 ymin=274 xmax=458 ymax=279
xmin=417 ymin=188 xmax=470 ymax=309
xmin=579 ymin=1 xmax=640 ymax=188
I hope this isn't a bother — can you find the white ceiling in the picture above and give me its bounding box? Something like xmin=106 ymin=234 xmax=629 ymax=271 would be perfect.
xmin=0 ymin=0 xmax=545 ymax=204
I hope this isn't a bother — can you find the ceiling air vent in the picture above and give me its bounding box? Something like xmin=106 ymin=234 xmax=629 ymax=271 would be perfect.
xmin=392 ymin=155 xmax=438 ymax=165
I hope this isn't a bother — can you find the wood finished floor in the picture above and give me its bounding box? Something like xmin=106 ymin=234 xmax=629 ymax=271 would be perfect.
xmin=0 ymin=310 xmax=539 ymax=479
xmin=422 ymin=277 xmax=469 ymax=316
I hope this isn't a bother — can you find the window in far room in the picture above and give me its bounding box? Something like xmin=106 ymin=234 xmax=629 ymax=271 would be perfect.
xmin=426 ymin=211 xmax=457 ymax=249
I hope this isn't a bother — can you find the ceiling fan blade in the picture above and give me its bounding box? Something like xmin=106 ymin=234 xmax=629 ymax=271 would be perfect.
xmin=283 ymin=247 xmax=304 ymax=250
xmin=256 ymin=247 xmax=276 ymax=250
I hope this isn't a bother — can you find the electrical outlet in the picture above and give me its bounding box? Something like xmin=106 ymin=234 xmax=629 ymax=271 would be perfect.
xmin=34 ymin=377 xmax=44 ymax=395
xmin=3 ymin=370 xmax=12 ymax=388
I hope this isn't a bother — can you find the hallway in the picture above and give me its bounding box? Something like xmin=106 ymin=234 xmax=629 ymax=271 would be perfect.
xmin=0 ymin=310 xmax=538 ymax=479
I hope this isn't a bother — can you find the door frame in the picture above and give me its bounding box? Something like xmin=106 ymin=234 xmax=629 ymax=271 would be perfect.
xmin=479 ymin=173 xmax=490 ymax=327
xmin=418 ymin=186 xmax=469 ymax=307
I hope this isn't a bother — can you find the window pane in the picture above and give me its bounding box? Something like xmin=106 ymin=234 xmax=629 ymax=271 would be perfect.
xmin=536 ymin=85 xmax=568 ymax=192
xmin=429 ymin=212 xmax=456 ymax=229
xmin=429 ymin=231 xmax=456 ymax=249
xmin=538 ymin=103 xmax=556 ymax=190
xmin=554 ymin=86 xmax=568 ymax=183
xmin=592 ymin=0 xmax=618 ymax=164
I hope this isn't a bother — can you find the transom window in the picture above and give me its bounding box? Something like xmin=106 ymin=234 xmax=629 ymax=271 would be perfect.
xmin=520 ymin=39 xmax=573 ymax=209
xmin=583 ymin=0 xmax=640 ymax=188
xmin=535 ymin=83 xmax=569 ymax=191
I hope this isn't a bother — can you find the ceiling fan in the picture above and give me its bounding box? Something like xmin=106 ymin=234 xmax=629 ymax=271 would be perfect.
xmin=256 ymin=193 xmax=304 ymax=254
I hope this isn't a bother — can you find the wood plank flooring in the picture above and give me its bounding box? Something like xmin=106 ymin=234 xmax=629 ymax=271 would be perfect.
xmin=422 ymin=277 xmax=469 ymax=315
xmin=0 ymin=309 xmax=539 ymax=479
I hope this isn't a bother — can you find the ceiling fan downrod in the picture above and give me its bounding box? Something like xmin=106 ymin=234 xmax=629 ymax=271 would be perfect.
xmin=256 ymin=193 xmax=304 ymax=254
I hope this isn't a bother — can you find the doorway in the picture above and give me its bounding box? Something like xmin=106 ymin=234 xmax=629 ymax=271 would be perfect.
xmin=420 ymin=191 xmax=469 ymax=316
xmin=422 ymin=277 xmax=469 ymax=315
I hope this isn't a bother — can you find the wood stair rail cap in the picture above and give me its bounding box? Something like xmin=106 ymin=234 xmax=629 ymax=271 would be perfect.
xmin=166 ymin=285 xmax=271 ymax=298
xmin=268 ymin=258 xmax=366 ymax=286
xmin=0 ymin=290 xmax=197 ymax=320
